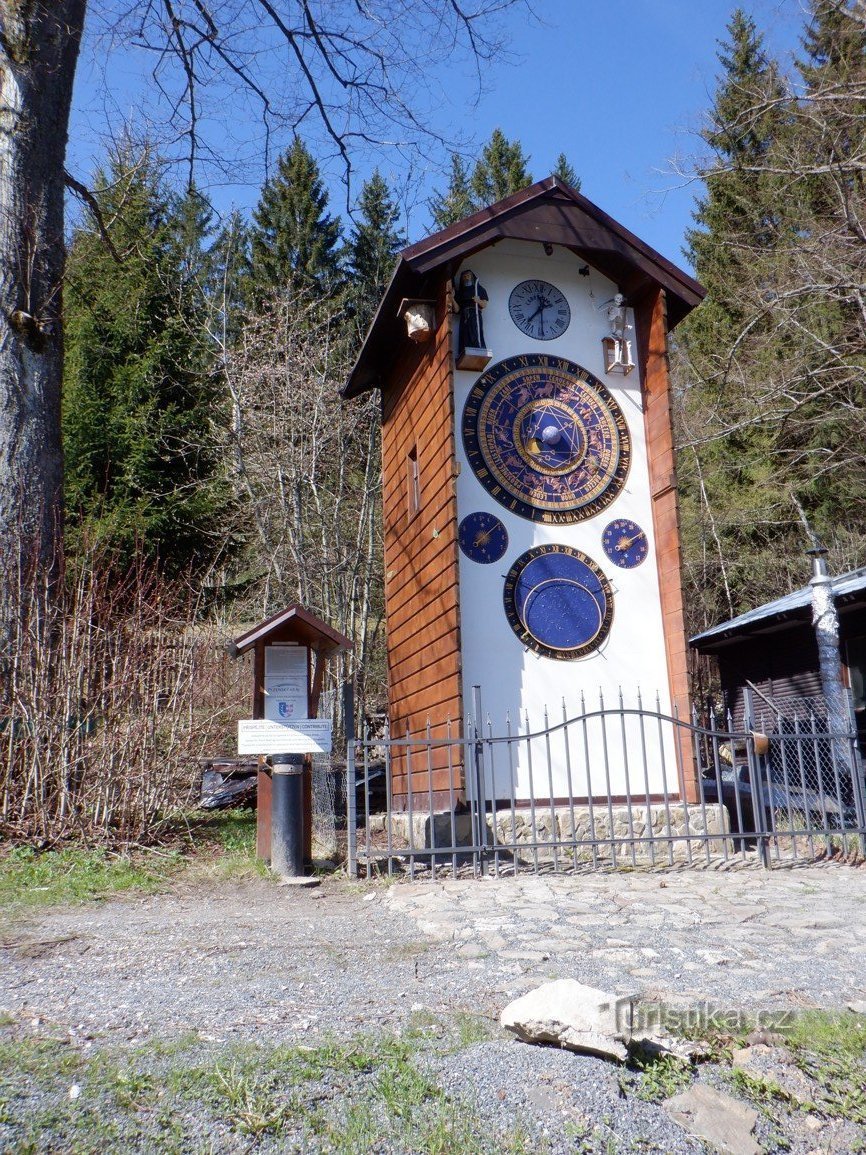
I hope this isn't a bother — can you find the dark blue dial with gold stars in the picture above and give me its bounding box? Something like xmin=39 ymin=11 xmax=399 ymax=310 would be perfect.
xmin=462 ymin=354 xmax=630 ymax=524
xmin=503 ymin=545 xmax=614 ymax=660
xmin=602 ymin=518 xmax=649 ymax=569
xmin=458 ymin=511 xmax=508 ymax=564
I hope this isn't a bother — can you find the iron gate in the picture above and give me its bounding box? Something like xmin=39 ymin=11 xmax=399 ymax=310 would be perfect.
xmin=344 ymin=686 xmax=866 ymax=878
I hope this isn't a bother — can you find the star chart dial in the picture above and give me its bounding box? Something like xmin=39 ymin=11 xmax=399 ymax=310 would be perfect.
xmin=458 ymin=511 xmax=508 ymax=564
xmin=462 ymin=354 xmax=630 ymax=524
xmin=509 ymin=279 xmax=570 ymax=341
xmin=602 ymin=518 xmax=649 ymax=569
xmin=503 ymin=545 xmax=614 ymax=660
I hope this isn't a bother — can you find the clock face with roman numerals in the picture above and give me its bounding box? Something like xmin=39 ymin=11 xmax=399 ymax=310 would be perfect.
xmin=503 ymin=544 xmax=614 ymax=660
xmin=508 ymin=279 xmax=570 ymax=341
xmin=461 ymin=353 xmax=630 ymax=524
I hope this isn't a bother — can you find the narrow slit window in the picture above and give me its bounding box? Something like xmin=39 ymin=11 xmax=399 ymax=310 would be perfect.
xmin=407 ymin=445 xmax=421 ymax=520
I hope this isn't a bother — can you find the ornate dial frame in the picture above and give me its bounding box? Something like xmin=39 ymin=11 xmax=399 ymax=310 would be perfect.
xmin=462 ymin=354 xmax=631 ymax=524
xmin=503 ymin=545 xmax=614 ymax=660
xmin=458 ymin=511 xmax=509 ymax=564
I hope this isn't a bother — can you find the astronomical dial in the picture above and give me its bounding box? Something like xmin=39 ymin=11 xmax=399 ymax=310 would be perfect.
xmin=458 ymin=511 xmax=508 ymax=564
xmin=508 ymin=279 xmax=570 ymax=341
xmin=602 ymin=518 xmax=649 ymax=569
xmin=503 ymin=545 xmax=614 ymax=660
xmin=462 ymin=353 xmax=630 ymax=524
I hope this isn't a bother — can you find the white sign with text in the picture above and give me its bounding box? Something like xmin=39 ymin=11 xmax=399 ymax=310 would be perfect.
xmin=237 ymin=718 xmax=332 ymax=755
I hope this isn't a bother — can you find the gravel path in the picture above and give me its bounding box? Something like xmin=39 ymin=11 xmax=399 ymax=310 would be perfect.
xmin=1 ymin=864 xmax=865 ymax=1153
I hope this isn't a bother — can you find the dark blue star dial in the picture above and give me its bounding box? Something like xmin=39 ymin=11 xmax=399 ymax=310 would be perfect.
xmin=458 ymin=511 xmax=508 ymax=564
xmin=602 ymin=518 xmax=649 ymax=569
xmin=503 ymin=545 xmax=614 ymax=660
xmin=462 ymin=354 xmax=630 ymax=525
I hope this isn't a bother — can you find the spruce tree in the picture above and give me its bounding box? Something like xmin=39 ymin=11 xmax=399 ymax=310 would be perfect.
xmin=552 ymin=153 xmax=581 ymax=190
xmin=249 ymin=138 xmax=342 ymax=301
xmin=675 ymin=11 xmax=792 ymax=627
xmin=469 ymin=128 xmax=532 ymax=207
xmin=430 ymin=154 xmax=475 ymax=230
xmin=63 ymin=143 xmax=226 ymax=573
xmin=346 ymin=171 xmax=404 ymax=338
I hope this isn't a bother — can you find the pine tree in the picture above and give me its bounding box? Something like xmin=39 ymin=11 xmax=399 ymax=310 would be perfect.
xmin=249 ymin=138 xmax=342 ymax=302
xmin=429 ymin=131 xmax=532 ymax=230
xmin=429 ymin=154 xmax=475 ymax=230
xmin=674 ymin=11 xmax=792 ymax=628
xmin=63 ymin=143 xmax=227 ymax=573
xmin=469 ymin=128 xmax=532 ymax=207
xmin=552 ymin=153 xmax=581 ymax=190
xmin=346 ymin=171 xmax=404 ymax=338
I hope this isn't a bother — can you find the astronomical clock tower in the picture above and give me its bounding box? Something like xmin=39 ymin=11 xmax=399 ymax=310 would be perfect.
xmin=344 ymin=177 xmax=704 ymax=807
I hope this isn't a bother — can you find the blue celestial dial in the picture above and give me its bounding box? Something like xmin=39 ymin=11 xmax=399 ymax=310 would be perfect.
xmin=602 ymin=518 xmax=649 ymax=569
xmin=462 ymin=354 xmax=630 ymax=524
xmin=458 ymin=511 xmax=508 ymax=564
xmin=503 ymin=545 xmax=614 ymax=660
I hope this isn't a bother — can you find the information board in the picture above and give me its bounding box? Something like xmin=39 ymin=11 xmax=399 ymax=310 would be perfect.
xmin=238 ymin=718 xmax=332 ymax=755
xmin=263 ymin=644 xmax=309 ymax=722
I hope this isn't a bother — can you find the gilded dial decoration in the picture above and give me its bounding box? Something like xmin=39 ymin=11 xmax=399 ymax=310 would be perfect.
xmin=508 ymin=279 xmax=570 ymax=341
xmin=602 ymin=518 xmax=649 ymax=569
xmin=458 ymin=511 xmax=508 ymax=564
xmin=503 ymin=545 xmax=614 ymax=660
xmin=462 ymin=354 xmax=630 ymax=524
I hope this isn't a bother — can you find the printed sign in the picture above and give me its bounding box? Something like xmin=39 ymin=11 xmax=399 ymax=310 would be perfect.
xmin=238 ymin=718 xmax=332 ymax=755
xmin=263 ymin=644 xmax=308 ymax=722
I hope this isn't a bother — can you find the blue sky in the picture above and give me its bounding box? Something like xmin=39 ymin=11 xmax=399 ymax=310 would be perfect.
xmin=69 ymin=1 xmax=804 ymax=271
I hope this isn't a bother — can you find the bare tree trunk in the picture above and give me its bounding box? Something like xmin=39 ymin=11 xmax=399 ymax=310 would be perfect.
xmin=0 ymin=0 xmax=85 ymax=623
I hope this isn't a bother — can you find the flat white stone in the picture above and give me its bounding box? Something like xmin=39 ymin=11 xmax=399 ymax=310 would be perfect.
xmin=500 ymin=979 xmax=634 ymax=1061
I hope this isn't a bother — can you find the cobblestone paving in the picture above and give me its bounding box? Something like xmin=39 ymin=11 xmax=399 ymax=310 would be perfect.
xmin=383 ymin=863 xmax=866 ymax=1016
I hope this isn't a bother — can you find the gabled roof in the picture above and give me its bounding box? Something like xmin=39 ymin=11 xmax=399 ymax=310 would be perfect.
xmin=229 ymin=604 xmax=353 ymax=657
xmin=343 ymin=176 xmax=705 ymax=398
xmin=690 ymin=566 xmax=866 ymax=652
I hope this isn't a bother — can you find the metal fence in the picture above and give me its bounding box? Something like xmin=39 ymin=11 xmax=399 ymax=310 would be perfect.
xmin=344 ymin=685 xmax=866 ymax=878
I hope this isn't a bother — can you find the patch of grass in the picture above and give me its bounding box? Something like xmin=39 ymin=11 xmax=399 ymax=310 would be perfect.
xmin=0 ymin=845 xmax=179 ymax=912
xmin=0 ymin=1027 xmax=539 ymax=1154
xmin=784 ymin=1010 xmax=866 ymax=1124
xmin=620 ymin=1050 xmax=693 ymax=1103
xmin=173 ymin=809 xmax=270 ymax=882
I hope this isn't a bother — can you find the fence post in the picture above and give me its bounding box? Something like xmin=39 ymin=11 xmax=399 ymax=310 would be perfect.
xmin=744 ymin=687 xmax=770 ymax=869
xmin=472 ymin=685 xmax=489 ymax=864
xmin=344 ymin=681 xmax=358 ymax=879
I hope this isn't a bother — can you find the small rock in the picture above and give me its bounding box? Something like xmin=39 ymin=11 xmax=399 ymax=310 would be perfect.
xmin=665 ymin=1084 xmax=760 ymax=1155
xmin=847 ymin=999 xmax=866 ymax=1014
xmin=68 ymin=1085 xmax=81 ymax=1101
xmin=500 ymin=979 xmax=634 ymax=1061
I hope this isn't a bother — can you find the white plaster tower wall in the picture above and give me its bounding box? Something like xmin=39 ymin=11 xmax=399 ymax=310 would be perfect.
xmin=453 ymin=240 xmax=678 ymax=799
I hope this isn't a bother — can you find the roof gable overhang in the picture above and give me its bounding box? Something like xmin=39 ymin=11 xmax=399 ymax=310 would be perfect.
xmin=343 ymin=176 xmax=704 ymax=399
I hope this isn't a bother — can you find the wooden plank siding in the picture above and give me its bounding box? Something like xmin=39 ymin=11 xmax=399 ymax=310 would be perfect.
xmin=381 ymin=279 xmax=465 ymax=809
xmin=635 ymin=287 xmax=696 ymax=802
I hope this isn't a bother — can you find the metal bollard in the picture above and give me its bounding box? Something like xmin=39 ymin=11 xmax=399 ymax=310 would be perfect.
xmin=271 ymin=753 xmax=305 ymax=877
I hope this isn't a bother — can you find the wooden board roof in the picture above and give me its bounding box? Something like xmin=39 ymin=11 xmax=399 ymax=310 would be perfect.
xmin=230 ymin=604 xmax=353 ymax=656
xmin=343 ymin=176 xmax=705 ymax=398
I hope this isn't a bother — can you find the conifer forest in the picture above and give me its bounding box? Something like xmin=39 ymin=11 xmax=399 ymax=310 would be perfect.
xmin=1 ymin=1 xmax=864 ymax=844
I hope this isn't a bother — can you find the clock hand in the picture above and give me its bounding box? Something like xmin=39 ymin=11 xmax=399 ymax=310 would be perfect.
xmin=616 ymin=532 xmax=643 ymax=551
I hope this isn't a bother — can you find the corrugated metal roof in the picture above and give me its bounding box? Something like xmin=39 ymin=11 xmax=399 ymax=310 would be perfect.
xmin=690 ymin=565 xmax=866 ymax=649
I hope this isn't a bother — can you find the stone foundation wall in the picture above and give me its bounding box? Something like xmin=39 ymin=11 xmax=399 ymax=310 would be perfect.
xmin=366 ymin=803 xmax=731 ymax=862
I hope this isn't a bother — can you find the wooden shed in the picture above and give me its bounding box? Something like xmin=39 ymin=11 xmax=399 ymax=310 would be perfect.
xmin=345 ymin=177 xmax=704 ymax=809
xmin=690 ymin=566 xmax=866 ymax=752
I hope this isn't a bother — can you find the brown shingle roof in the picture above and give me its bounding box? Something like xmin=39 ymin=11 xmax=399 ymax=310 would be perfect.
xmin=343 ymin=176 xmax=704 ymax=398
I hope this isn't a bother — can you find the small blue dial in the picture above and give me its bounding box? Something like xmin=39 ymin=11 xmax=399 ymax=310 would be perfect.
xmin=503 ymin=545 xmax=613 ymax=660
xmin=602 ymin=518 xmax=649 ymax=569
xmin=459 ymin=511 xmax=508 ymax=564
